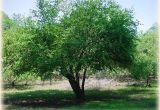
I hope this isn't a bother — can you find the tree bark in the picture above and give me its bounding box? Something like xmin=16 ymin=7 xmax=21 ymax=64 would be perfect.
xmin=64 ymin=66 xmax=87 ymax=101
xmin=50 ymin=79 xmax=52 ymax=85
xmin=66 ymin=70 xmax=84 ymax=100
xmin=68 ymin=77 xmax=85 ymax=101
xmin=75 ymin=64 xmax=81 ymax=86
xmin=25 ymin=81 xmax=28 ymax=86
xmin=42 ymin=79 xmax=45 ymax=86
xmin=76 ymin=72 xmax=80 ymax=86
xmin=146 ymin=76 xmax=151 ymax=87
xmin=81 ymin=68 xmax=87 ymax=93
xmin=11 ymin=81 xmax=15 ymax=87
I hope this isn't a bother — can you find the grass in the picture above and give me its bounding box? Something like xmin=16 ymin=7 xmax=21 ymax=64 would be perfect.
xmin=4 ymin=83 xmax=157 ymax=110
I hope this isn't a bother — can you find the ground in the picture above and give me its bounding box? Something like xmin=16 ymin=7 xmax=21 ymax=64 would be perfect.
xmin=3 ymin=78 xmax=157 ymax=110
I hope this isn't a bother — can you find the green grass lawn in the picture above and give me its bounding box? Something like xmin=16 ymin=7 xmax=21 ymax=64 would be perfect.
xmin=4 ymin=84 xmax=157 ymax=110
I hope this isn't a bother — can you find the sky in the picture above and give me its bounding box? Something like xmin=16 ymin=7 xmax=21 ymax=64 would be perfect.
xmin=2 ymin=0 xmax=158 ymax=32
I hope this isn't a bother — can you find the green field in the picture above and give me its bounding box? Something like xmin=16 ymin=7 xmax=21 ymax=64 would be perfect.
xmin=4 ymin=83 xmax=157 ymax=110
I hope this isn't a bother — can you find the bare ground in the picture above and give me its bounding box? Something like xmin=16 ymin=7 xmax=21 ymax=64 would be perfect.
xmin=3 ymin=78 xmax=136 ymax=93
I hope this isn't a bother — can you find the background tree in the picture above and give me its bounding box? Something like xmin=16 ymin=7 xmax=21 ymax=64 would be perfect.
xmin=130 ymin=24 xmax=158 ymax=86
xmin=1 ymin=11 xmax=13 ymax=30
xmin=3 ymin=14 xmax=36 ymax=86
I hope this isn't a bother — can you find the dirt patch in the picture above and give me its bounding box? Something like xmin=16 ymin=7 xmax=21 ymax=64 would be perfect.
xmin=4 ymin=78 xmax=135 ymax=93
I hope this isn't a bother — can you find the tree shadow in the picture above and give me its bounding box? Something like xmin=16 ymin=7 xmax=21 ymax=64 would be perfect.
xmin=4 ymin=87 xmax=157 ymax=109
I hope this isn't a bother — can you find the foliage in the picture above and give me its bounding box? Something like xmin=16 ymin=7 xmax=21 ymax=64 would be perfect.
xmin=130 ymin=24 xmax=158 ymax=85
xmin=59 ymin=0 xmax=138 ymax=70
xmin=3 ymin=66 xmax=19 ymax=86
xmin=2 ymin=11 xmax=14 ymax=30
xmin=18 ymin=72 xmax=38 ymax=84
xmin=3 ymin=15 xmax=36 ymax=85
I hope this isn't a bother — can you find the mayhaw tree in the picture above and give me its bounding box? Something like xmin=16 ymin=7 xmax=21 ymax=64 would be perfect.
xmin=18 ymin=0 xmax=138 ymax=100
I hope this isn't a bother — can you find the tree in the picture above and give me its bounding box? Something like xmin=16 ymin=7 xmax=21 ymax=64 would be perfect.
xmin=130 ymin=24 xmax=158 ymax=86
xmin=3 ymin=14 xmax=35 ymax=86
xmin=1 ymin=11 xmax=16 ymax=31
xmin=8 ymin=0 xmax=138 ymax=100
xmin=54 ymin=0 xmax=138 ymax=100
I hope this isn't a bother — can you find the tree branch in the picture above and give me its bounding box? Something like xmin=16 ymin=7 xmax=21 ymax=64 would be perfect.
xmin=81 ymin=67 xmax=87 ymax=91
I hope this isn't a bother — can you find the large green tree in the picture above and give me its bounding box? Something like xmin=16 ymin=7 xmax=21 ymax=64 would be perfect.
xmin=55 ymin=0 xmax=138 ymax=99
xmin=4 ymin=0 xmax=138 ymax=100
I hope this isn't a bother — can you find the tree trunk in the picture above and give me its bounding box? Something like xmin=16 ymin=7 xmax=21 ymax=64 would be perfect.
xmin=68 ymin=78 xmax=85 ymax=101
xmin=50 ymin=79 xmax=52 ymax=85
xmin=42 ymin=80 xmax=45 ymax=86
xmin=25 ymin=80 xmax=28 ymax=86
xmin=11 ymin=81 xmax=15 ymax=87
xmin=81 ymin=68 xmax=87 ymax=93
xmin=146 ymin=76 xmax=151 ymax=87
xmin=41 ymin=77 xmax=45 ymax=86
xmin=64 ymin=66 xmax=87 ymax=101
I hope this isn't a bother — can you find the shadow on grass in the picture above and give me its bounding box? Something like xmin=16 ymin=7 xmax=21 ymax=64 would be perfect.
xmin=4 ymin=87 xmax=157 ymax=109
